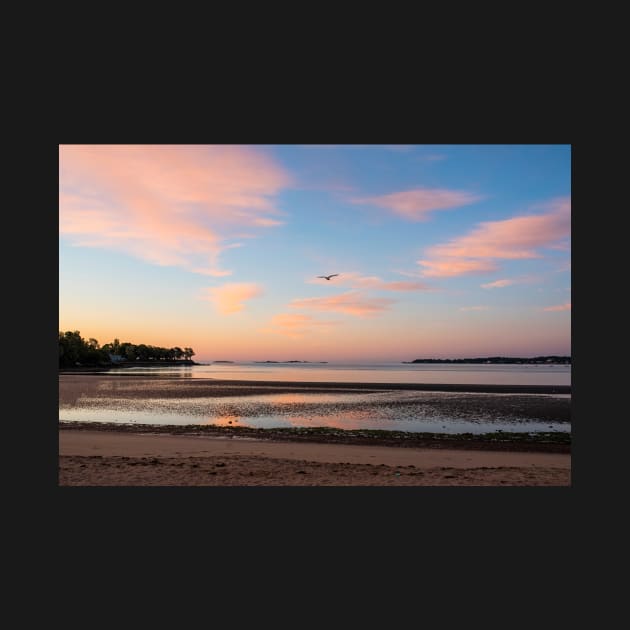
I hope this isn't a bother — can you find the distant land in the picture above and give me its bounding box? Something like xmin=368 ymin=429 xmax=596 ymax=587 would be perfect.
xmin=254 ymin=360 xmax=328 ymax=364
xmin=403 ymin=356 xmax=571 ymax=365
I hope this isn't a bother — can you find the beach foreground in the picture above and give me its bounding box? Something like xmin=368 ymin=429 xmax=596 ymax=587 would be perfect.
xmin=59 ymin=428 xmax=571 ymax=486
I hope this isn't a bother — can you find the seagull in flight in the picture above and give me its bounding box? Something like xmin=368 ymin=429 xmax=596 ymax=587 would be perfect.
xmin=317 ymin=274 xmax=339 ymax=281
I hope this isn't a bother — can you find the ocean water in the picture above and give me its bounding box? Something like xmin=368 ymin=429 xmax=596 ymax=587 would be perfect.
xmin=59 ymin=363 xmax=571 ymax=435
xmin=105 ymin=361 xmax=571 ymax=386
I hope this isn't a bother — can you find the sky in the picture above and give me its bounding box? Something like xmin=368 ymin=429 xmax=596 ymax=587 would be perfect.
xmin=59 ymin=144 xmax=571 ymax=362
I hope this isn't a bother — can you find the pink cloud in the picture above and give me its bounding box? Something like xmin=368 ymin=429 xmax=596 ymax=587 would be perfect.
xmin=253 ymin=217 xmax=285 ymax=227
xmin=260 ymin=314 xmax=338 ymax=338
xmin=543 ymin=302 xmax=571 ymax=312
xmin=290 ymin=291 xmax=395 ymax=317
xmin=59 ymin=145 xmax=290 ymax=275
xmin=200 ymin=283 xmax=263 ymax=314
xmin=309 ymin=272 xmax=431 ymax=291
xmin=419 ymin=259 xmax=498 ymax=278
xmin=481 ymin=275 xmax=540 ymax=289
xmin=191 ymin=268 xmax=234 ymax=277
xmin=419 ymin=197 xmax=571 ymax=277
xmin=353 ymin=187 xmax=483 ymax=221
xmin=481 ymin=279 xmax=515 ymax=289
xmin=548 ymin=240 xmax=571 ymax=251
xmin=459 ymin=306 xmax=489 ymax=311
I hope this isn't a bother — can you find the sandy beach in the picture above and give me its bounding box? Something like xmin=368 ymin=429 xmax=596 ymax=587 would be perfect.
xmin=59 ymin=375 xmax=570 ymax=486
xmin=59 ymin=428 xmax=571 ymax=486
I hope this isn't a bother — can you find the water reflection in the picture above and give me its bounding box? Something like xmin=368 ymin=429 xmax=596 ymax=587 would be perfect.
xmin=102 ymin=362 xmax=571 ymax=386
xmin=276 ymin=412 xmax=568 ymax=434
xmin=207 ymin=414 xmax=242 ymax=427
xmin=256 ymin=393 xmax=314 ymax=404
xmin=59 ymin=384 xmax=571 ymax=435
xmin=59 ymin=376 xmax=105 ymax=405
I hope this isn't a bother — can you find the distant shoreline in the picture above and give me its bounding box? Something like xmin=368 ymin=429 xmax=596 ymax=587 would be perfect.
xmin=404 ymin=356 xmax=571 ymax=365
xmin=253 ymin=360 xmax=328 ymax=363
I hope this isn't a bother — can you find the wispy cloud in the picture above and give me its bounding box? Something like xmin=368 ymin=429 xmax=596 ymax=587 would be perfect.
xmin=309 ymin=272 xmax=432 ymax=292
xmin=59 ymin=145 xmax=290 ymax=276
xmin=543 ymin=302 xmax=571 ymax=312
xmin=459 ymin=306 xmax=489 ymax=311
xmin=260 ymin=314 xmax=338 ymax=338
xmin=481 ymin=279 xmax=515 ymax=289
xmin=352 ymin=187 xmax=483 ymax=221
xmin=252 ymin=217 xmax=285 ymax=227
xmin=420 ymin=259 xmax=499 ymax=278
xmin=481 ymin=275 xmax=540 ymax=289
xmin=191 ymin=267 xmax=234 ymax=277
xmin=419 ymin=197 xmax=571 ymax=277
xmin=290 ymin=291 xmax=395 ymax=317
xmin=200 ymin=283 xmax=263 ymax=314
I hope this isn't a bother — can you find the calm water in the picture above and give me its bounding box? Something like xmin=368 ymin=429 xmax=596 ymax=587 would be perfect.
xmin=106 ymin=361 xmax=571 ymax=386
xmin=59 ymin=363 xmax=571 ymax=435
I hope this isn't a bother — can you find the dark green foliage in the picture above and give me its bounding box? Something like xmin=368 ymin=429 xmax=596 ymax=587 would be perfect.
xmin=59 ymin=331 xmax=196 ymax=368
xmin=59 ymin=330 xmax=109 ymax=367
xmin=406 ymin=356 xmax=571 ymax=364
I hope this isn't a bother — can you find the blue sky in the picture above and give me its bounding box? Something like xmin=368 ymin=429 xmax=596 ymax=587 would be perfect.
xmin=59 ymin=144 xmax=571 ymax=361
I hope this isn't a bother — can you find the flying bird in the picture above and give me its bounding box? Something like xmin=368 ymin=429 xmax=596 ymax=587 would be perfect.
xmin=317 ymin=274 xmax=339 ymax=281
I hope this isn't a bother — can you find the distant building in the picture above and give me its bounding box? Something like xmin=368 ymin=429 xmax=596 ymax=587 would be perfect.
xmin=108 ymin=354 xmax=126 ymax=363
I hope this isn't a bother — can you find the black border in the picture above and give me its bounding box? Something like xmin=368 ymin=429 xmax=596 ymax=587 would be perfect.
xmin=48 ymin=138 xmax=579 ymax=567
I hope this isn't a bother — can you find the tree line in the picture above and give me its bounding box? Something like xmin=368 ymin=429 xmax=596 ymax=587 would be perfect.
xmin=405 ymin=356 xmax=571 ymax=364
xmin=59 ymin=330 xmax=195 ymax=367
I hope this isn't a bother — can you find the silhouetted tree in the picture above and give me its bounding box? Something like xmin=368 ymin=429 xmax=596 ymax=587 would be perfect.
xmin=60 ymin=332 xmax=197 ymax=367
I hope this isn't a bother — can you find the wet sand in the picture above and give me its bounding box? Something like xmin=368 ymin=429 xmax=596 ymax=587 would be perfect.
xmin=59 ymin=376 xmax=571 ymax=428
xmin=59 ymin=375 xmax=570 ymax=486
xmin=59 ymin=429 xmax=571 ymax=486
xmin=59 ymin=374 xmax=571 ymax=395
